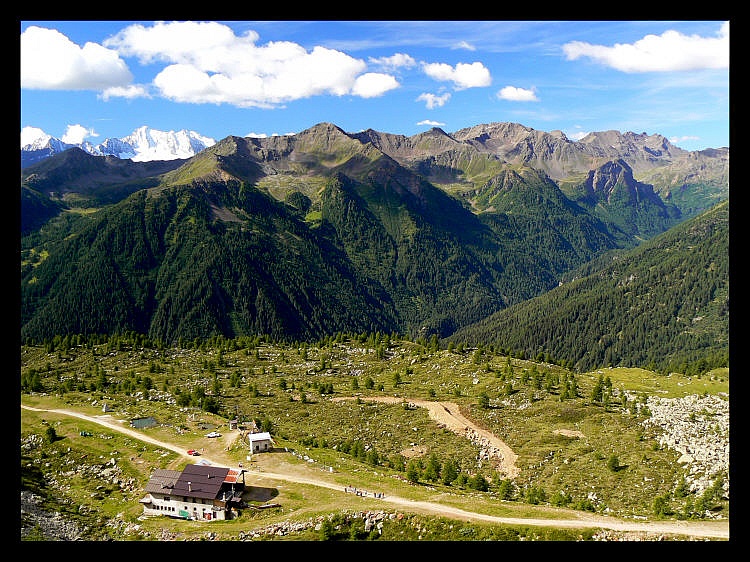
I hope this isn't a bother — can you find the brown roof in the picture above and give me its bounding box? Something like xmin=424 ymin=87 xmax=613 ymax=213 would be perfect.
xmin=173 ymin=464 xmax=230 ymax=501
xmin=143 ymin=469 xmax=182 ymax=495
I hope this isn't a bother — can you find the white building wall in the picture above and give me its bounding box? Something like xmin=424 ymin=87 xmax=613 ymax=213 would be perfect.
xmin=143 ymin=493 xmax=227 ymax=521
xmin=248 ymin=432 xmax=273 ymax=453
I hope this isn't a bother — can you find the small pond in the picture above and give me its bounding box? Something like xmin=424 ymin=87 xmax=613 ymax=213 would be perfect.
xmin=130 ymin=416 xmax=157 ymax=429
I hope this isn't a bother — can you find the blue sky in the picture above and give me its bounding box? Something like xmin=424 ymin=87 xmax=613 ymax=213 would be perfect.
xmin=20 ymin=20 xmax=730 ymax=151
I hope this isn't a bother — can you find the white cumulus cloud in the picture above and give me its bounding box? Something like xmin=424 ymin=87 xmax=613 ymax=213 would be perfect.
xmin=562 ymin=21 xmax=729 ymax=73
xmin=103 ymin=21 xmax=397 ymax=107
xmin=101 ymin=85 xmax=151 ymax=101
xmin=417 ymin=120 xmax=445 ymax=127
xmin=61 ymin=124 xmax=97 ymax=144
xmin=422 ymin=61 xmax=491 ymax=89
xmin=351 ymin=73 xmax=400 ymax=98
xmin=103 ymin=20 xmax=250 ymax=66
xmin=417 ymin=92 xmax=451 ymax=109
xmin=21 ymin=26 xmax=133 ymax=90
xmin=497 ymin=86 xmax=539 ymax=102
xmin=368 ymin=53 xmax=417 ymax=71
xmin=21 ymin=126 xmax=48 ymax=147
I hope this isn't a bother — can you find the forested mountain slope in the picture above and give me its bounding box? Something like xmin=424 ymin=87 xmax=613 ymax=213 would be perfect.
xmin=447 ymin=201 xmax=729 ymax=374
xmin=20 ymin=122 xmax=729 ymax=372
xmin=22 ymin=127 xmax=628 ymax=344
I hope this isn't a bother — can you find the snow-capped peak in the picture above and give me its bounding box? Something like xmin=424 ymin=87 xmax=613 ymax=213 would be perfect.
xmin=21 ymin=126 xmax=217 ymax=166
xmin=116 ymin=126 xmax=216 ymax=161
xmin=21 ymin=126 xmax=54 ymax=150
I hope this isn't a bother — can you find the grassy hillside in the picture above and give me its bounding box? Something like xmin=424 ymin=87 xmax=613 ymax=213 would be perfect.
xmin=20 ymin=334 xmax=729 ymax=541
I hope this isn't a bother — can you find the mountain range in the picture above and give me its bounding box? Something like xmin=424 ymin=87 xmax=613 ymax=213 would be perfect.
xmin=20 ymin=121 xmax=729 ymax=372
xmin=21 ymin=126 xmax=216 ymax=168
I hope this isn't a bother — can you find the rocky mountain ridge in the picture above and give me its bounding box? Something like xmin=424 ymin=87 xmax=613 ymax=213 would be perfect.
xmin=21 ymin=119 xmax=729 ymax=236
xmin=22 ymin=121 xmax=728 ymax=187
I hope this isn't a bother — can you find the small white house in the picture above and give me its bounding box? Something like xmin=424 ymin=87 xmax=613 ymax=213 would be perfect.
xmin=247 ymin=431 xmax=273 ymax=454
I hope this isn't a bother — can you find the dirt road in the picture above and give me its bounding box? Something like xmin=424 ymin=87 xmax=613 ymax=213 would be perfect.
xmin=20 ymin=404 xmax=729 ymax=540
xmin=332 ymin=396 xmax=519 ymax=478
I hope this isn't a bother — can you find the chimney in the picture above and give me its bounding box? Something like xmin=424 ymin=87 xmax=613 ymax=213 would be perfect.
xmin=188 ymin=482 xmax=192 ymax=492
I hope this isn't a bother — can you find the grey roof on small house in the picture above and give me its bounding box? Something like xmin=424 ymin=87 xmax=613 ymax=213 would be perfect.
xmin=248 ymin=431 xmax=272 ymax=442
xmin=144 ymin=469 xmax=182 ymax=495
